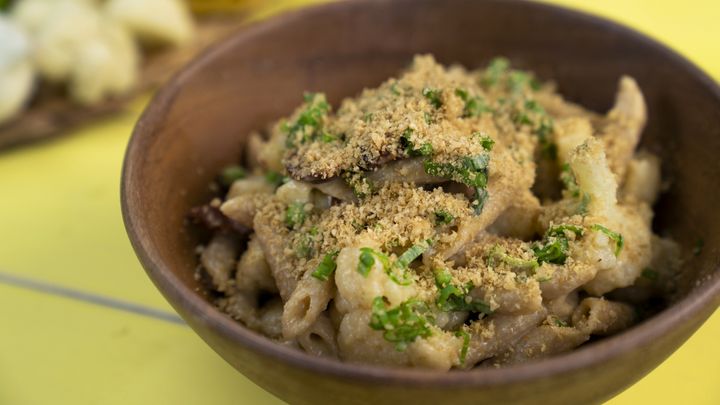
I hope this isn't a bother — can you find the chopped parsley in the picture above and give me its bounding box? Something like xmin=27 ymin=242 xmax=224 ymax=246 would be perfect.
xmin=295 ymin=227 xmax=320 ymax=259
xmin=400 ymin=128 xmax=433 ymax=157
xmin=641 ymin=268 xmax=659 ymax=281
xmin=284 ymin=202 xmax=306 ymax=229
xmin=434 ymin=210 xmax=455 ymax=225
xmin=363 ymin=112 xmax=373 ymax=123
xmin=560 ymin=163 xmax=580 ymax=197
xmin=423 ymin=154 xmax=490 ymax=214
xmin=219 ymin=165 xmax=246 ymax=186
xmin=342 ymin=171 xmax=374 ymax=199
xmin=369 ymin=297 xmax=433 ymax=351
xmin=282 ymin=92 xmax=332 ymax=147
xmin=551 ymin=317 xmax=569 ymax=327
xmin=455 ymin=329 xmax=470 ymax=365
xmin=693 ymin=238 xmax=704 ymax=256
xmin=357 ymin=247 xmax=377 ymax=277
xmin=434 ymin=269 xmax=493 ymax=315
xmin=320 ymin=132 xmax=336 ymax=143
xmin=455 ymin=88 xmax=492 ymax=117
xmin=474 ymin=133 xmax=495 ymax=151
xmin=422 ymin=87 xmax=443 ymax=109
xmin=424 ymin=155 xmax=489 ymax=188
xmin=536 ymin=275 xmax=553 ymax=282
xmin=265 ymin=170 xmax=288 ymax=187
xmin=487 ymin=245 xmax=539 ymax=271
xmin=560 ymin=164 xmax=590 ymax=214
xmin=390 ymin=83 xmax=401 ymax=95
xmin=547 ymin=224 xmax=585 ymax=238
xmin=481 ymin=57 xmax=510 ymax=87
xmin=384 ymin=240 xmax=432 ymax=286
xmin=395 ymin=240 xmax=432 ymax=269
xmin=591 ymin=224 xmax=624 ymax=256
xmin=355 ymin=245 xmax=421 ymax=285
xmin=424 ymin=111 xmax=434 ymax=124
xmin=532 ymin=224 xmax=584 ymax=265
xmin=508 ymin=71 xmax=533 ymax=94
xmin=311 ymin=251 xmax=339 ymax=281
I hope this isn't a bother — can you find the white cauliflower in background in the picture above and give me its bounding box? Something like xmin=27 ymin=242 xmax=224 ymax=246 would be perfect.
xmin=70 ymin=22 xmax=138 ymax=105
xmin=106 ymin=0 xmax=195 ymax=47
xmin=25 ymin=0 xmax=103 ymax=82
xmin=0 ymin=16 xmax=35 ymax=124
xmin=10 ymin=0 xmax=139 ymax=105
xmin=6 ymin=0 xmax=194 ymax=108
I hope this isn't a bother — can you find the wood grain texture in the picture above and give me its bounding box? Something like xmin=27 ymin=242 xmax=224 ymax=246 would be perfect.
xmin=121 ymin=1 xmax=720 ymax=404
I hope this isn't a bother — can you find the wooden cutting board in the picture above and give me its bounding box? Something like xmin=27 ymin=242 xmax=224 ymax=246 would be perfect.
xmin=0 ymin=17 xmax=245 ymax=150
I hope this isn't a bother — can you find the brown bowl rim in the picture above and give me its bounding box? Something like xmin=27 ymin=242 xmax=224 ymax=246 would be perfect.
xmin=122 ymin=0 xmax=720 ymax=388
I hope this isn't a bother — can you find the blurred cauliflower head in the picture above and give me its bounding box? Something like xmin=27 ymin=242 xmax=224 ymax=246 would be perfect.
xmin=0 ymin=16 xmax=35 ymax=124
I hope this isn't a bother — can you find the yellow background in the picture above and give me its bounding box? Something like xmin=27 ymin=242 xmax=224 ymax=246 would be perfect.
xmin=0 ymin=1 xmax=718 ymax=404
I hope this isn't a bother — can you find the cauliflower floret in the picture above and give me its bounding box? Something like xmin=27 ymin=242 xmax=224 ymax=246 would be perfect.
xmin=0 ymin=17 xmax=35 ymax=124
xmin=335 ymin=243 xmax=417 ymax=313
xmin=105 ymin=0 xmax=194 ymax=47
xmin=70 ymin=22 xmax=138 ymax=105
xmin=10 ymin=0 xmax=140 ymax=105
xmin=24 ymin=0 xmax=101 ymax=82
xmin=569 ymin=139 xmax=652 ymax=295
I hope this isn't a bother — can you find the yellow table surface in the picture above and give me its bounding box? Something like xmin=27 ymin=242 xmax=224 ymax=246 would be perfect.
xmin=1 ymin=1 xmax=718 ymax=404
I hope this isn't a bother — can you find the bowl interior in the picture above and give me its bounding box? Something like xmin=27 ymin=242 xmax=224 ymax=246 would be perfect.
xmin=122 ymin=0 xmax=720 ymax=396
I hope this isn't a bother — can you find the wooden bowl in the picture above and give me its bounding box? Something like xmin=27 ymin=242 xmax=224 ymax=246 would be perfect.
xmin=121 ymin=1 xmax=720 ymax=403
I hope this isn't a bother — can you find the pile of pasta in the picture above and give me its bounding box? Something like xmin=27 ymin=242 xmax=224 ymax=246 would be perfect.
xmin=192 ymin=55 xmax=680 ymax=370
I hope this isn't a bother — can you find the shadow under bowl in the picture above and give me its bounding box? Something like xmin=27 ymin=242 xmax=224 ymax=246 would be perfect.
xmin=121 ymin=1 xmax=720 ymax=404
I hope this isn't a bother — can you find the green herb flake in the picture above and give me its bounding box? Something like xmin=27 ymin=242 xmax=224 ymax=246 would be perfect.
xmin=320 ymin=132 xmax=336 ymax=143
xmin=560 ymin=164 xmax=580 ymax=198
xmin=295 ymin=237 xmax=313 ymax=259
xmin=693 ymin=238 xmax=704 ymax=256
xmin=560 ymin=164 xmax=590 ymax=214
xmin=363 ymin=112 xmax=373 ymax=123
xmin=400 ymin=129 xmax=434 ymax=157
xmin=482 ymin=57 xmax=510 ymax=87
xmin=311 ymin=251 xmax=339 ymax=281
xmin=455 ymin=329 xmax=470 ymax=365
xmin=422 ymin=87 xmax=443 ymax=109
xmin=434 ymin=269 xmax=492 ymax=315
xmin=423 ymin=155 xmax=489 ymax=188
xmin=591 ymin=224 xmax=624 ymax=256
xmin=357 ymin=247 xmax=376 ymax=277
xmin=395 ymin=240 xmax=431 ymax=270
xmin=424 ymin=112 xmax=434 ymax=124
xmin=487 ymin=245 xmax=539 ymax=271
xmin=474 ymin=133 xmax=495 ymax=151
xmin=508 ymin=71 xmax=531 ymax=93
xmin=455 ymin=88 xmax=492 ymax=117
xmin=434 ymin=210 xmax=455 ymax=225
xmin=284 ymin=202 xmax=306 ymax=229
xmin=641 ymin=268 xmax=659 ymax=281
xmin=369 ymin=297 xmax=433 ymax=351
xmin=390 ymin=82 xmax=401 ymax=96
xmin=547 ymin=224 xmax=584 ymax=238
xmin=342 ymin=171 xmax=374 ymax=199
xmin=536 ymin=275 xmax=553 ymax=282
xmin=265 ymin=170 xmax=288 ymax=187
xmin=283 ymin=92 xmax=331 ymax=147
xmin=532 ymin=224 xmax=584 ymax=265
xmin=219 ymin=165 xmax=246 ymax=186
xmin=433 ymin=268 xmax=453 ymax=287
xmin=424 ymin=154 xmax=490 ymax=215
xmin=553 ymin=317 xmax=569 ymax=327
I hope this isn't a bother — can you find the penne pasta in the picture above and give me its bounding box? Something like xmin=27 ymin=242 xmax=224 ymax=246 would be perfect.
xmin=192 ymin=55 xmax=676 ymax=370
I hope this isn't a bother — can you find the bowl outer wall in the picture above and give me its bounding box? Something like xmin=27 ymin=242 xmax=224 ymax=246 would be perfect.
xmin=121 ymin=0 xmax=720 ymax=404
